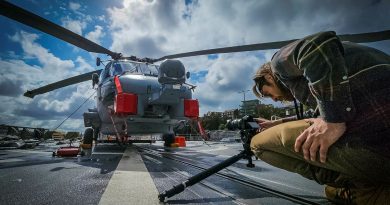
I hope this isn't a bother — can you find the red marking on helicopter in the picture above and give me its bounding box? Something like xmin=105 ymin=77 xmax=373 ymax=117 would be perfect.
xmin=184 ymin=99 xmax=199 ymax=118
xmin=114 ymin=93 xmax=138 ymax=115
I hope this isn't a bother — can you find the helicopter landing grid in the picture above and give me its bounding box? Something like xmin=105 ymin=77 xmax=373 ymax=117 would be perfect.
xmin=0 ymin=141 xmax=329 ymax=205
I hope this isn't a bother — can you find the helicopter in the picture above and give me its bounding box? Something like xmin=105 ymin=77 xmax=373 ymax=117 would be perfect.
xmin=1 ymin=1 xmax=389 ymax=147
xmin=1 ymin=1 xmax=200 ymax=146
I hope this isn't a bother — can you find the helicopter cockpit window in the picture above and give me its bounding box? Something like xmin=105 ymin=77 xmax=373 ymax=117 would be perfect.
xmin=99 ymin=62 xmax=112 ymax=82
xmin=138 ymin=63 xmax=159 ymax=76
xmin=110 ymin=63 xmax=124 ymax=76
xmin=111 ymin=61 xmax=159 ymax=76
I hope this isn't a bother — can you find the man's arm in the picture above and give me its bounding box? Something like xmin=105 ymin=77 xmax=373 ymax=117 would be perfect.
xmin=296 ymin=31 xmax=355 ymax=122
xmin=255 ymin=115 xmax=297 ymax=130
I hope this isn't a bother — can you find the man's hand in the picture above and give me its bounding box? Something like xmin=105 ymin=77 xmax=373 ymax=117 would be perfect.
xmin=294 ymin=118 xmax=346 ymax=163
xmin=255 ymin=118 xmax=282 ymax=131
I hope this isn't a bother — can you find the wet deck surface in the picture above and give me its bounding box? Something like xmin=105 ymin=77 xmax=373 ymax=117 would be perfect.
xmin=0 ymin=144 xmax=123 ymax=204
xmin=0 ymin=141 xmax=330 ymax=204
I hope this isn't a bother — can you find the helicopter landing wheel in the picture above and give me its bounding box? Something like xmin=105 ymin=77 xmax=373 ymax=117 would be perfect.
xmin=163 ymin=133 xmax=175 ymax=147
xmin=83 ymin=128 xmax=94 ymax=147
xmin=116 ymin=135 xmax=128 ymax=148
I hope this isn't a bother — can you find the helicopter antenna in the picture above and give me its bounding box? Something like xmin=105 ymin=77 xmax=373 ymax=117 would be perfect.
xmin=52 ymin=90 xmax=96 ymax=131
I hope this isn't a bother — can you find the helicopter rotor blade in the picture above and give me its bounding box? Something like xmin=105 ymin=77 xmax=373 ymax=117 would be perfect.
xmin=152 ymin=30 xmax=390 ymax=63
xmin=151 ymin=39 xmax=295 ymax=63
xmin=0 ymin=1 xmax=121 ymax=59
xmin=24 ymin=70 xmax=102 ymax=98
xmin=338 ymin=30 xmax=390 ymax=43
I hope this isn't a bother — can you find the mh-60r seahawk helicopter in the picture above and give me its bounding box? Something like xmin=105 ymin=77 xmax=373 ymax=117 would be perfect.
xmin=1 ymin=1 xmax=200 ymax=146
xmin=83 ymin=57 xmax=198 ymax=146
xmin=2 ymin=1 xmax=389 ymax=146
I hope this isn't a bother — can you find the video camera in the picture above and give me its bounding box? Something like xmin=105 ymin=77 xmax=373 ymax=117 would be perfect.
xmin=226 ymin=115 xmax=260 ymax=131
xmin=226 ymin=115 xmax=259 ymax=168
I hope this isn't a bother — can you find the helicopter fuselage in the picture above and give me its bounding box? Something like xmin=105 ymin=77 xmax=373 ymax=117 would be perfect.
xmin=83 ymin=59 xmax=198 ymax=138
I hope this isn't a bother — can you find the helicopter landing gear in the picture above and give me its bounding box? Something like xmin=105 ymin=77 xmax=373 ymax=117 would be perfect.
xmin=162 ymin=133 xmax=175 ymax=147
xmin=83 ymin=128 xmax=94 ymax=145
xmin=116 ymin=135 xmax=129 ymax=148
xmin=93 ymin=128 xmax=99 ymax=144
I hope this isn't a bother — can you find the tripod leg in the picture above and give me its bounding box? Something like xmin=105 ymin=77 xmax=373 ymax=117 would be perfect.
xmin=158 ymin=151 xmax=246 ymax=202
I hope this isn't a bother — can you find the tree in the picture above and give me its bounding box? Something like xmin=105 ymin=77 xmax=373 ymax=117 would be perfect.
xmin=256 ymin=104 xmax=286 ymax=119
xmin=44 ymin=131 xmax=54 ymax=140
xmin=65 ymin=132 xmax=80 ymax=139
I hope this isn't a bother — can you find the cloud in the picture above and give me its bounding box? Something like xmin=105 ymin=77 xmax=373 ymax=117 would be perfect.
xmin=97 ymin=15 xmax=106 ymax=22
xmin=107 ymin=0 xmax=390 ymax=56
xmin=0 ymin=76 xmax=23 ymax=97
xmin=9 ymin=31 xmax=75 ymax=82
xmin=69 ymin=2 xmax=81 ymax=11
xmin=2 ymin=0 xmax=389 ymax=131
xmin=85 ymin=25 xmax=105 ymax=45
xmin=0 ymin=58 xmax=44 ymax=98
xmin=105 ymin=0 xmax=389 ymax=116
xmin=66 ymin=2 xmax=93 ymax=23
xmin=191 ymin=53 xmax=263 ymax=112
xmin=1 ymin=31 xmax=97 ymax=131
xmin=75 ymin=56 xmax=95 ymax=73
xmin=61 ymin=17 xmax=87 ymax=36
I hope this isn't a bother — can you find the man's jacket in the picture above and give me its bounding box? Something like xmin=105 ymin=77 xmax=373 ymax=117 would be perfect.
xmin=271 ymin=31 xmax=390 ymax=155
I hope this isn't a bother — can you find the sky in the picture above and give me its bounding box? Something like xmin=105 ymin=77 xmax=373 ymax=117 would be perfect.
xmin=0 ymin=0 xmax=389 ymax=132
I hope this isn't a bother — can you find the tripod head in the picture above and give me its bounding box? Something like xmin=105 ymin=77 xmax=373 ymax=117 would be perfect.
xmin=226 ymin=115 xmax=260 ymax=167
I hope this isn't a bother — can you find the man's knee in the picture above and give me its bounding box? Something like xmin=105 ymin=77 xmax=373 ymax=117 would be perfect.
xmin=250 ymin=127 xmax=282 ymax=157
xmin=250 ymin=120 xmax=309 ymax=149
xmin=279 ymin=120 xmax=310 ymax=147
xmin=250 ymin=120 xmax=310 ymax=157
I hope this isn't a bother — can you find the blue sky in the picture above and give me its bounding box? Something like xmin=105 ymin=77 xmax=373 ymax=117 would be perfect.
xmin=0 ymin=0 xmax=389 ymax=132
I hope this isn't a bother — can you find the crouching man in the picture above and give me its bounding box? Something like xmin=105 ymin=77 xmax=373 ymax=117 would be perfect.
xmin=251 ymin=31 xmax=390 ymax=204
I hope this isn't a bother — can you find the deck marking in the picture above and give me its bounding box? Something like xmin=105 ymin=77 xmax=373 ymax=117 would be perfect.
xmin=98 ymin=146 xmax=160 ymax=205
xmin=0 ymin=158 xmax=24 ymax=163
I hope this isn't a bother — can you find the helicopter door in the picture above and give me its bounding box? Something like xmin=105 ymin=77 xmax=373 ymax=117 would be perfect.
xmin=98 ymin=63 xmax=116 ymax=105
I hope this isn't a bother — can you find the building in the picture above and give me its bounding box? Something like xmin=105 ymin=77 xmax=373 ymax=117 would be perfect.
xmin=239 ymin=99 xmax=259 ymax=116
xmin=52 ymin=131 xmax=65 ymax=140
xmin=223 ymin=109 xmax=239 ymax=119
xmin=204 ymin=111 xmax=223 ymax=117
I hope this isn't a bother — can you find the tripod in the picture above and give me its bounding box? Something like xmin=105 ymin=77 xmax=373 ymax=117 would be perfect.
xmin=158 ymin=115 xmax=259 ymax=202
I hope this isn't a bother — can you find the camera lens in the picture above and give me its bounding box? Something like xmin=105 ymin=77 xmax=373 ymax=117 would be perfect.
xmin=226 ymin=119 xmax=243 ymax=130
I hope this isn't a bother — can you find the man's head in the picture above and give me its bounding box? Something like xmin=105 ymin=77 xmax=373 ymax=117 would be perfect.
xmin=252 ymin=62 xmax=294 ymax=102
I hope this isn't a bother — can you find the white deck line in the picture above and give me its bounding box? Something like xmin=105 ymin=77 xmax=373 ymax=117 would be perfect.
xmin=98 ymin=146 xmax=160 ymax=205
xmin=0 ymin=158 xmax=24 ymax=163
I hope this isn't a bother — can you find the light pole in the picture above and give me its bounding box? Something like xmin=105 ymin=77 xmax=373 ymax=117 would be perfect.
xmin=238 ymin=89 xmax=250 ymax=115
